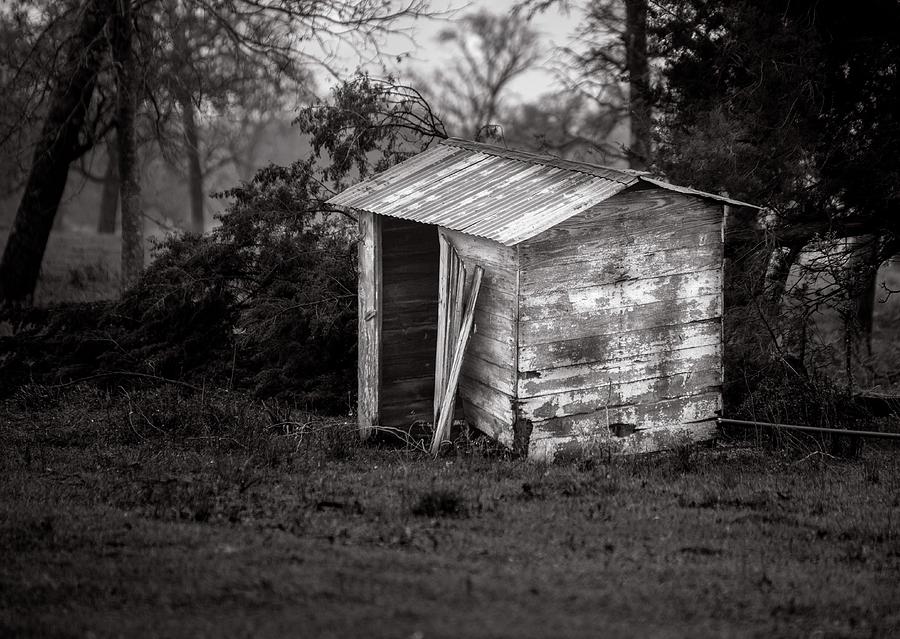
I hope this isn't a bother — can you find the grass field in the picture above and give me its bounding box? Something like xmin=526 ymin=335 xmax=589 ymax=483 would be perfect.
xmin=2 ymin=386 xmax=899 ymax=638
xmin=0 ymin=228 xmax=157 ymax=305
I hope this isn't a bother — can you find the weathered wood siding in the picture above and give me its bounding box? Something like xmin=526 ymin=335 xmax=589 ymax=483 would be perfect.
xmin=517 ymin=188 xmax=724 ymax=457
xmin=357 ymin=211 xmax=381 ymax=438
xmin=379 ymin=216 xmax=440 ymax=426
xmin=441 ymin=229 xmax=518 ymax=447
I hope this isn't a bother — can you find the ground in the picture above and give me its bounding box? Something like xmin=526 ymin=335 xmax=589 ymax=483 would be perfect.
xmin=2 ymin=386 xmax=899 ymax=638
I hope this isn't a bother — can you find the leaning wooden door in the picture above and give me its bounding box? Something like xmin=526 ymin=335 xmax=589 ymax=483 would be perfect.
xmin=431 ymin=232 xmax=483 ymax=454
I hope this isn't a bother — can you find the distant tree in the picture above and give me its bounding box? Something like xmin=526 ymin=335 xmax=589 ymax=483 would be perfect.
xmin=0 ymin=0 xmax=432 ymax=309
xmin=96 ymin=138 xmax=119 ymax=233
xmin=114 ymin=0 xmax=142 ymax=285
xmin=0 ymin=0 xmax=115 ymax=307
xmin=652 ymin=0 xmax=900 ymax=309
xmin=561 ymin=0 xmax=653 ymax=169
xmin=415 ymin=9 xmax=540 ymax=140
xmin=503 ymin=92 xmax=624 ymax=163
xmin=647 ymin=0 xmax=900 ymax=390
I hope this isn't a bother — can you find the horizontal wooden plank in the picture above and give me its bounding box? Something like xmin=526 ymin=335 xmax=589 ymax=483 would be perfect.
xmin=477 ymin=267 xmax=517 ymax=296
xmin=383 ymin=323 xmax=437 ymax=343
xmin=461 ymin=399 xmax=514 ymax=447
xmin=380 ymin=374 xmax=433 ymax=397
xmin=382 ymin=353 xmax=435 ymax=381
xmin=383 ymin=283 xmax=436 ymax=308
xmin=380 ymin=404 xmax=432 ymax=427
xmin=381 ymin=296 xmax=438 ymax=316
xmin=381 ymin=399 xmax=464 ymax=427
xmin=522 ymin=229 xmax=721 ymax=272
xmin=519 ymin=368 xmax=722 ymax=421
xmin=521 ymin=191 xmax=720 ymax=250
xmin=473 ymin=281 xmax=516 ymax=317
xmin=528 ymin=417 xmax=718 ymax=460
xmin=458 ymin=375 xmax=515 ymax=425
xmin=518 ymin=342 xmax=722 ymax=397
xmin=519 ymin=269 xmax=722 ymax=323
xmin=381 ymin=260 xmax=439 ymax=284
xmin=382 ymin=298 xmax=437 ymax=324
xmin=461 ymin=351 xmax=516 ymax=396
xmin=468 ymin=330 xmax=515 ymax=366
xmin=518 ymin=318 xmax=721 ymax=371
xmin=471 ymin=305 xmax=515 ymax=344
xmin=380 ymin=373 xmax=435 ymax=427
xmin=520 ymin=293 xmax=721 ymax=346
xmin=520 ymin=243 xmax=721 ymax=294
xmin=381 ymin=244 xmax=440 ymax=270
xmin=381 ymin=215 xmax=438 ymax=239
xmin=522 ymin=205 xmax=719 ymax=247
xmin=528 ymin=391 xmax=722 ymax=436
xmin=383 ymin=344 xmax=436 ymax=369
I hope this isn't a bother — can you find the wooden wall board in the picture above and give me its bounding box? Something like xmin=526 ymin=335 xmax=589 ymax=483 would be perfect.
xmin=460 ymin=399 xmax=515 ymax=447
xmin=458 ymin=375 xmax=516 ymax=424
xmin=518 ymin=317 xmax=722 ymax=371
xmin=357 ymin=211 xmax=381 ymax=438
xmin=518 ymin=342 xmax=721 ymax=397
xmin=519 ymin=292 xmax=721 ymax=344
xmin=518 ymin=368 xmax=723 ymax=421
xmin=521 ymin=229 xmax=721 ymax=272
xmin=520 ymin=244 xmax=721 ymax=295
xmin=471 ymin=306 xmax=516 ymax=342
xmin=520 ymin=191 xmax=720 ymax=248
xmin=460 ymin=353 xmax=516 ymax=396
xmin=529 ymin=416 xmax=719 ymax=460
xmin=527 ymin=391 xmax=722 ymax=442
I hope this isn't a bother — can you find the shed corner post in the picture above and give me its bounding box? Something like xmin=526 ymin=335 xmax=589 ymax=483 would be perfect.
xmin=358 ymin=210 xmax=382 ymax=440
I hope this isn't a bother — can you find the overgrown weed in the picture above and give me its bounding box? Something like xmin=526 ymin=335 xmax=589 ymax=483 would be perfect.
xmin=730 ymin=366 xmax=876 ymax=458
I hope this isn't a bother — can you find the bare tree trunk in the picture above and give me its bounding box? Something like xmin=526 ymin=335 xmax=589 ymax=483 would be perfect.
xmin=179 ymin=93 xmax=205 ymax=234
xmin=763 ymin=243 xmax=803 ymax=309
xmin=168 ymin=9 xmax=205 ymax=235
xmin=0 ymin=0 xmax=114 ymax=308
xmin=97 ymin=137 xmax=119 ymax=234
xmin=624 ymin=0 xmax=650 ymax=170
xmin=115 ymin=0 xmax=143 ymax=287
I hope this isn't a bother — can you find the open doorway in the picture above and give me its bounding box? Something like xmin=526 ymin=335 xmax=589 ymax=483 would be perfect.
xmin=378 ymin=216 xmax=440 ymax=427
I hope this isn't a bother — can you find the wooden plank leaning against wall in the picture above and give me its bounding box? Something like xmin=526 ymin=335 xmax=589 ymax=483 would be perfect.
xmin=440 ymin=229 xmax=519 ymax=448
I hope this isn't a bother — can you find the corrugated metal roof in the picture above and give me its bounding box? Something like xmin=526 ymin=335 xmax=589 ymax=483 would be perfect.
xmin=327 ymin=138 xmax=758 ymax=246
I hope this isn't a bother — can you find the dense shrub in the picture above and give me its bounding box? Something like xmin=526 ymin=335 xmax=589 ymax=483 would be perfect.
xmin=0 ymin=160 xmax=357 ymax=412
xmin=1 ymin=74 xmax=443 ymax=414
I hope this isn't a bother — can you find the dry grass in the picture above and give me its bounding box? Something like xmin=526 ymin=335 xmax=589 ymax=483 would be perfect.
xmin=2 ymin=386 xmax=899 ymax=638
xmin=0 ymin=228 xmax=160 ymax=305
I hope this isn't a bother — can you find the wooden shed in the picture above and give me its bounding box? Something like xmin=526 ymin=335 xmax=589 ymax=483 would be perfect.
xmin=327 ymin=138 xmax=758 ymax=459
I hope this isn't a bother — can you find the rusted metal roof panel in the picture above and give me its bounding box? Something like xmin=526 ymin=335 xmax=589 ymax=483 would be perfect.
xmin=327 ymin=138 xmax=758 ymax=246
